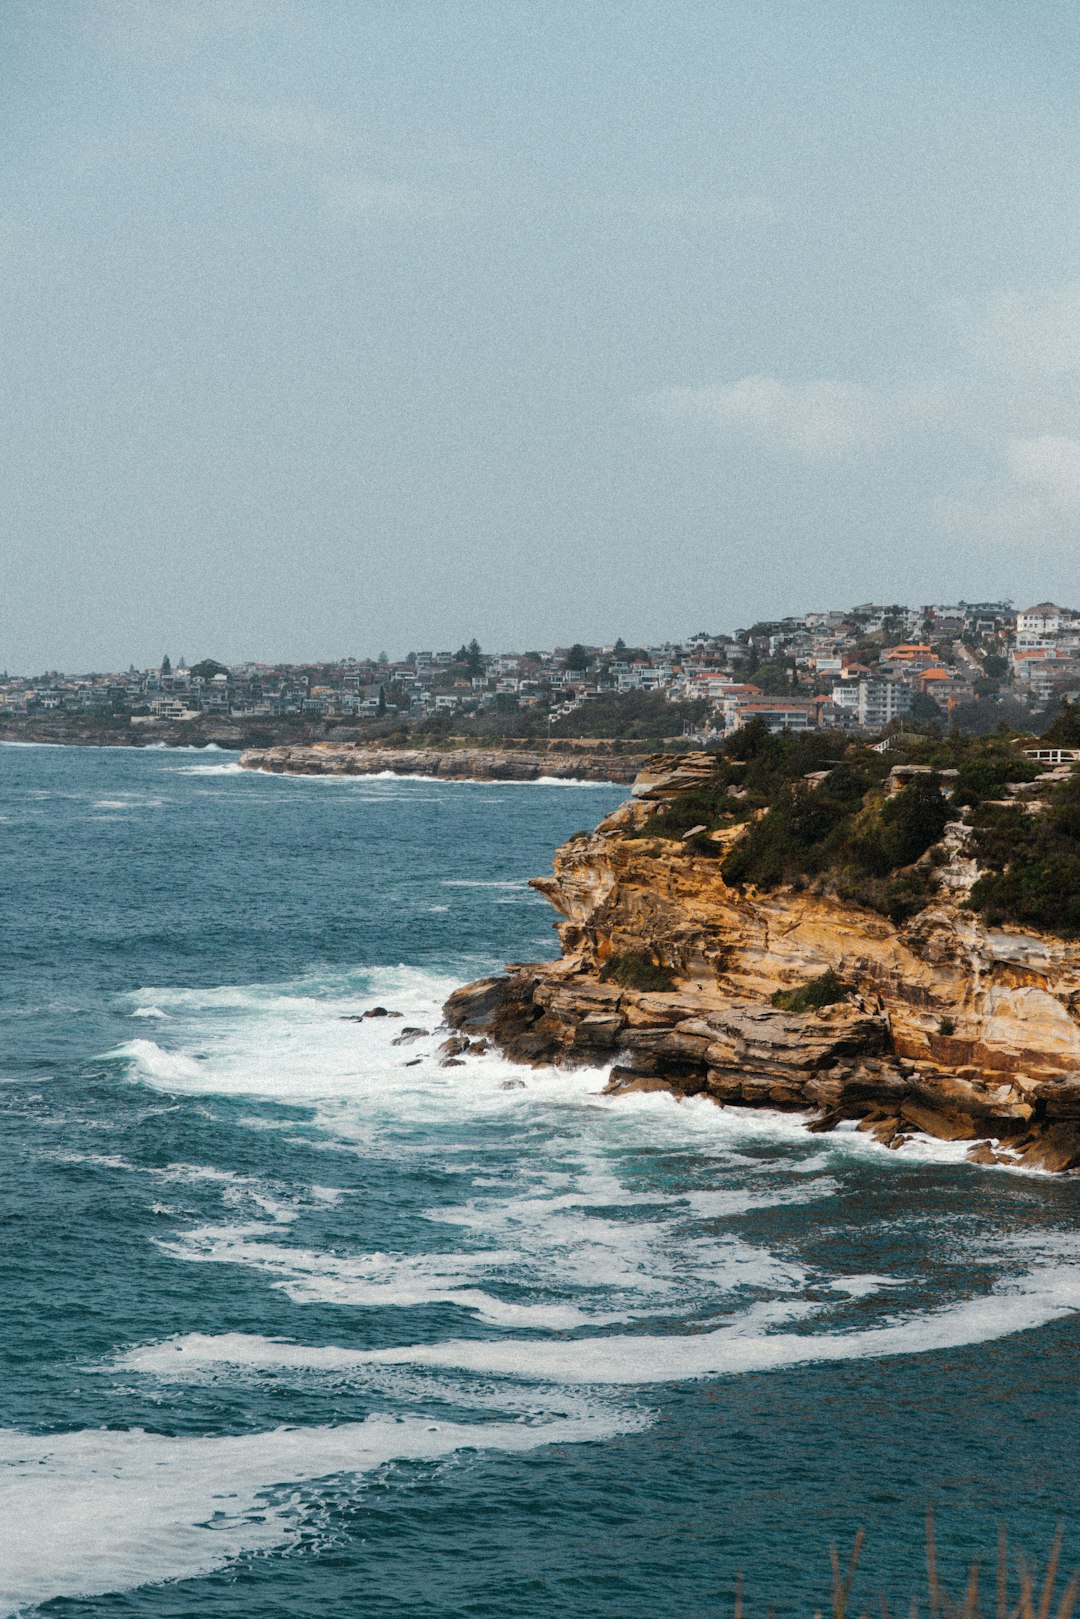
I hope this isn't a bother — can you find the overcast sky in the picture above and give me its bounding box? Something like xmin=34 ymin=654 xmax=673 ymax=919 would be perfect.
xmin=4 ymin=1 xmax=1080 ymax=672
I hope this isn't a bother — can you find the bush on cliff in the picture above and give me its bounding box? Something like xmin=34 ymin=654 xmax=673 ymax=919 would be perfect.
xmin=844 ymin=774 xmax=950 ymax=874
xmin=770 ymin=969 xmax=852 ymax=1012
xmin=968 ymin=770 xmax=1080 ymax=936
xmin=625 ymin=778 xmax=744 ymax=846
xmin=628 ymin=729 xmax=857 ymax=846
xmin=950 ymin=747 xmax=1040 ymax=808
xmin=622 ymin=731 xmax=1080 ymax=931
xmin=1040 ymin=696 xmax=1080 ymax=748
xmin=599 ymin=951 xmax=677 ymax=992
xmin=720 ymin=769 xmax=949 ymax=923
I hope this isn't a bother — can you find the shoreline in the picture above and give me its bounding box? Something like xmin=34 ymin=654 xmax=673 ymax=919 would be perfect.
xmin=238 ymin=742 xmax=651 ymax=785
xmin=0 ymin=728 xmax=658 ymax=785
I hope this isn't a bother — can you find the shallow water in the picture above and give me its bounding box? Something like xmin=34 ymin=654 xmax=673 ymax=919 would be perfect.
xmin=1 ymin=743 xmax=1078 ymax=1617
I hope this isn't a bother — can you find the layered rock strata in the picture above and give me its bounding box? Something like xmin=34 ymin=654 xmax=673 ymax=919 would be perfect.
xmin=445 ymin=755 xmax=1080 ymax=1171
xmin=240 ymin=743 xmax=645 ymax=783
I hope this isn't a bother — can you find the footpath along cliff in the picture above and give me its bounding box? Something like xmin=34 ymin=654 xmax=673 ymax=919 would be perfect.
xmin=445 ymin=747 xmax=1080 ymax=1171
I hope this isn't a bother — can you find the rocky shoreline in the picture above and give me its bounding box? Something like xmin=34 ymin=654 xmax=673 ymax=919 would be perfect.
xmin=445 ymin=753 xmax=1080 ymax=1172
xmin=239 ymin=742 xmax=648 ymax=784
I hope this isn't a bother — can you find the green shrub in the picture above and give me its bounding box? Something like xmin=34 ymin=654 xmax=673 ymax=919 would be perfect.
xmin=721 ymin=769 xmax=946 ymax=899
xmin=1040 ymin=696 xmax=1080 ymax=747
xmin=951 ymin=752 xmax=1040 ymax=808
xmin=968 ymin=770 xmax=1080 ymax=936
xmin=771 ymin=969 xmax=852 ymax=1012
xmin=626 ymin=777 xmax=741 ymax=845
xmin=627 ymin=735 xmax=1068 ymax=933
xmin=599 ymin=951 xmax=677 ymax=992
xmin=882 ymin=867 xmax=939 ymax=923
xmin=876 ymin=775 xmax=950 ymax=867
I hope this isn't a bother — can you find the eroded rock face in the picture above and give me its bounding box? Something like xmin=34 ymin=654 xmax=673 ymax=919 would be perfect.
xmin=239 ymin=743 xmax=645 ymax=783
xmin=444 ymin=756 xmax=1080 ymax=1171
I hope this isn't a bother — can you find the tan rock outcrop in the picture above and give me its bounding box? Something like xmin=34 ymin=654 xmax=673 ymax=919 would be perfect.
xmin=240 ymin=742 xmax=645 ymax=784
xmin=444 ymin=756 xmax=1080 ymax=1171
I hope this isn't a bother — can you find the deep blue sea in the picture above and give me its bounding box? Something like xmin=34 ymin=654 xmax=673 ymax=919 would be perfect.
xmin=2 ymin=742 xmax=1079 ymax=1618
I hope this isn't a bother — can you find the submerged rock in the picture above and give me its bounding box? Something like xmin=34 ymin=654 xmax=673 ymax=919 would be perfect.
xmin=391 ymin=1027 xmax=429 ymax=1046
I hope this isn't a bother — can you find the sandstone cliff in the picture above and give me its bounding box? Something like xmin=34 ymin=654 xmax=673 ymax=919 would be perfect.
xmin=240 ymin=742 xmax=645 ymax=784
xmin=445 ymin=754 xmax=1080 ymax=1171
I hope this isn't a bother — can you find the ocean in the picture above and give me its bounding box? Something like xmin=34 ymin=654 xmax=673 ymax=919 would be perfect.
xmin=1 ymin=742 xmax=1078 ymax=1618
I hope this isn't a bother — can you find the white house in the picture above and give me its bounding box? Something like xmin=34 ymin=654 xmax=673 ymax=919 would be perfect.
xmin=1016 ymin=602 xmax=1064 ymax=639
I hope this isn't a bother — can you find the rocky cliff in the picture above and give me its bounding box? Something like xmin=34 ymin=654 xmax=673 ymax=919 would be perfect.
xmin=240 ymin=742 xmax=646 ymax=783
xmin=445 ymin=754 xmax=1080 ymax=1171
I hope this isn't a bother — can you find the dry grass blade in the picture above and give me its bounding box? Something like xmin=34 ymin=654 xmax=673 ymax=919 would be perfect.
xmin=831 ymin=1530 xmax=866 ymax=1619
xmin=963 ymin=1560 xmax=981 ymax=1619
xmin=718 ymin=1520 xmax=1076 ymax=1619
xmin=1038 ymin=1528 xmax=1065 ymax=1619
xmin=928 ymin=1511 xmax=942 ymax=1619
xmin=1016 ymin=1557 xmax=1035 ymax=1619
xmin=1055 ymin=1571 xmax=1080 ymax=1619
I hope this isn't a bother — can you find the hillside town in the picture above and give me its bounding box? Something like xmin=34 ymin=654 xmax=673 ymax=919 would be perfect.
xmin=3 ymin=599 xmax=1078 ymax=741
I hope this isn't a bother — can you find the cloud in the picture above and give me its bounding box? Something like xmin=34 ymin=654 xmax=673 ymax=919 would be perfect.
xmin=589 ymin=192 xmax=775 ymax=224
xmin=87 ymin=0 xmax=279 ymax=54
xmin=200 ymin=101 xmax=458 ymax=223
xmin=978 ymin=281 xmax=1080 ymax=378
xmin=1006 ymin=434 xmax=1080 ymax=508
xmin=202 ymin=99 xmax=352 ymax=156
xmin=636 ymin=376 xmax=943 ymax=460
xmin=319 ymin=173 xmax=452 ymax=223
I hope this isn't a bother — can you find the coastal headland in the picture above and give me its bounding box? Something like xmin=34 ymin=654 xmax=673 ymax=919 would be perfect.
xmin=238 ymin=741 xmax=649 ymax=784
xmin=445 ymin=748 xmax=1080 ymax=1171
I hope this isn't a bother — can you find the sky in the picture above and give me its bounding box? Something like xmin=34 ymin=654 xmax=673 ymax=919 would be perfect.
xmin=4 ymin=1 xmax=1080 ymax=672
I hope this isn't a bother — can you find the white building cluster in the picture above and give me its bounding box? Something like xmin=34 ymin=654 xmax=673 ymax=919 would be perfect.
xmin=3 ymin=599 xmax=1078 ymax=737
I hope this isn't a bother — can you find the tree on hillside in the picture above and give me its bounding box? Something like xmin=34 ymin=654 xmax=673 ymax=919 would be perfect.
xmin=753 ymin=661 xmax=795 ymax=695
xmin=1041 ymin=698 xmax=1080 ymax=748
xmin=189 ymin=659 xmax=229 ymax=682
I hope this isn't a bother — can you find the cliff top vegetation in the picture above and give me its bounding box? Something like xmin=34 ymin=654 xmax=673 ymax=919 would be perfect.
xmin=627 ymin=719 xmax=1080 ymax=935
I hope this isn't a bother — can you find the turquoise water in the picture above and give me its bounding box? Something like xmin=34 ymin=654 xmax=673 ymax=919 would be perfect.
xmin=1 ymin=743 xmax=1078 ymax=1617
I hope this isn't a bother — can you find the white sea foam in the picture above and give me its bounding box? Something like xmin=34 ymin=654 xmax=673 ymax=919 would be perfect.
xmin=107 ymin=1039 xmax=209 ymax=1087
xmin=92 ymin=795 xmax=167 ymax=810
xmin=828 ymin=1274 xmax=904 ymax=1298
xmin=441 ymin=879 xmax=528 ymax=889
xmin=156 ymin=1228 xmax=612 ymax=1327
xmin=0 ymin=1411 xmax=623 ymax=1614
xmin=109 ymin=971 xmax=615 ymax=1122
xmin=105 ymin=961 xmax=1072 ymax=1389
xmin=45 ymin=1150 xmax=333 ymax=1227
xmin=241 ymin=768 xmax=623 ymax=789
xmin=308 ymin=1270 xmax=1080 ymax=1386
xmin=120 ymin=1264 xmax=1080 ymax=1395
xmin=684 ymin=1178 xmax=839 ymax=1218
xmin=170 ymin=761 xmax=247 ymax=776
